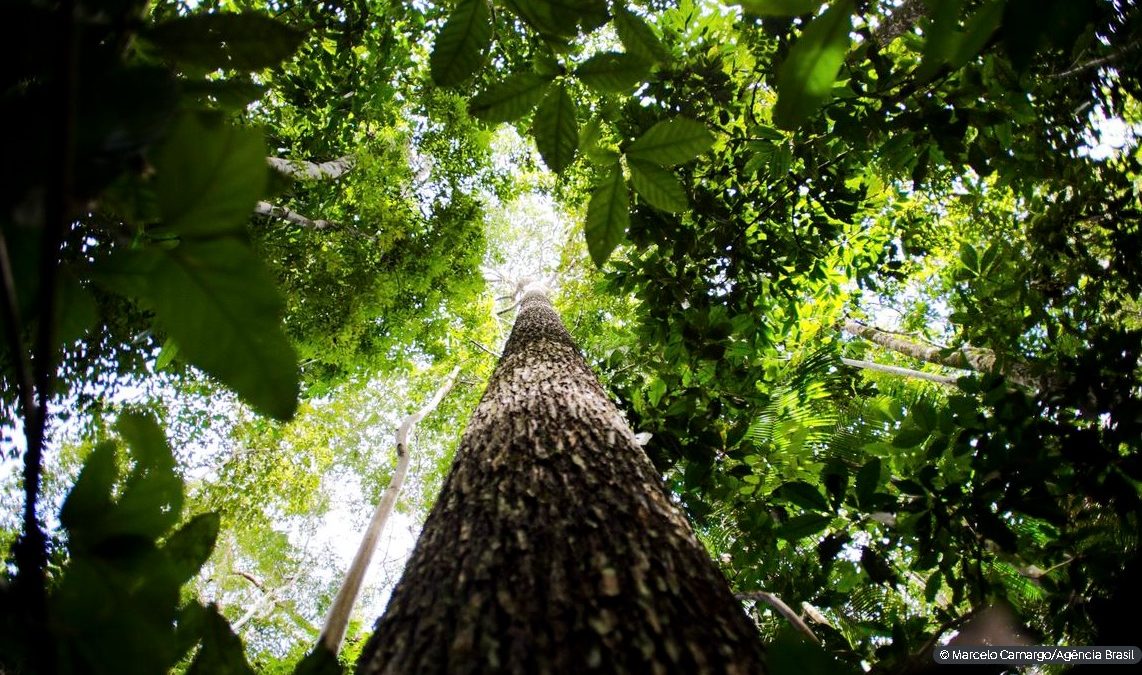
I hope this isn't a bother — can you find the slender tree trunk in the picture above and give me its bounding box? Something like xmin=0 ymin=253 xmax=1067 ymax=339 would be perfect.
xmin=356 ymin=288 xmax=766 ymax=674
xmin=320 ymin=367 xmax=461 ymax=654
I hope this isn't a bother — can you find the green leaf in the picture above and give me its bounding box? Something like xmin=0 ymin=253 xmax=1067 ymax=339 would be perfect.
xmin=163 ymin=513 xmax=221 ymax=585
xmin=575 ymin=52 xmax=652 ymax=93
xmin=146 ymin=12 xmax=303 ymax=71
xmin=187 ymin=604 xmax=256 ymax=675
xmin=952 ymin=0 xmax=1004 ymax=67
xmin=96 ymin=240 xmax=299 ymax=420
xmin=959 ymin=242 xmax=979 ymax=272
xmin=735 ymin=0 xmax=823 ymax=16
xmin=430 ymin=0 xmax=492 ymax=87
xmin=292 ymin=646 xmax=343 ymax=675
xmin=772 ymin=0 xmax=855 ymax=130
xmin=581 ymin=119 xmax=620 ymax=164
xmin=154 ymin=114 xmax=267 ymax=238
xmin=613 ymin=7 xmax=669 ymax=63
xmin=893 ymin=426 xmax=930 ymax=448
xmin=469 ymin=72 xmax=554 ymax=123
xmin=584 ymin=163 xmax=629 ymax=267
xmin=628 ymin=159 xmax=688 ymax=212
xmin=59 ymin=441 xmax=118 ymax=539
xmin=855 ymin=457 xmax=882 ymax=507
xmin=776 ymin=513 xmax=832 ymax=540
xmin=532 ymin=84 xmax=579 ymax=173
xmin=916 ymin=0 xmax=964 ymax=81
xmin=112 ymin=413 xmax=184 ymax=540
xmin=625 ymin=117 xmax=715 ymax=167
xmin=181 ymin=79 xmax=267 ymax=110
xmin=647 ymin=377 xmax=668 ymax=406
xmin=777 ymin=481 xmax=831 ymax=512
xmin=155 ymin=338 xmax=179 ymax=371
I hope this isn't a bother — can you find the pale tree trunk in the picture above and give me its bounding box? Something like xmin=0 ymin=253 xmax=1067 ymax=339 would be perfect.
xmin=266 ymin=155 xmax=355 ymax=181
xmin=356 ymin=287 xmax=766 ymax=674
xmin=320 ymin=367 xmax=461 ymax=654
xmin=842 ymin=320 xmax=1039 ymax=390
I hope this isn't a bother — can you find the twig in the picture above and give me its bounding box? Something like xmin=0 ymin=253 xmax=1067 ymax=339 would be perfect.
xmin=736 ymin=591 xmax=820 ymax=643
xmin=466 ymin=338 xmax=502 ymax=359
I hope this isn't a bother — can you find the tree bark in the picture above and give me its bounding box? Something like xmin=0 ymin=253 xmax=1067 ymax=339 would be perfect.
xmin=254 ymin=201 xmax=333 ymax=230
xmin=842 ymin=320 xmax=1039 ymax=390
xmin=356 ymin=288 xmax=766 ymax=674
xmin=266 ymin=155 xmax=355 ymax=181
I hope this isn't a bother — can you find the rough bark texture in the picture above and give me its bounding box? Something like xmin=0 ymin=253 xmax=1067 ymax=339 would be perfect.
xmin=356 ymin=289 xmax=766 ymax=675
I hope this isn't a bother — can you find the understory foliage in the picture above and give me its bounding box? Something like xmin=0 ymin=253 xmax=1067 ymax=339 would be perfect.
xmin=1 ymin=0 xmax=1140 ymax=672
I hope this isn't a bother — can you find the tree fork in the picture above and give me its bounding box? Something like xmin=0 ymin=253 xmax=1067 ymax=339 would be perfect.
xmin=356 ymin=287 xmax=765 ymax=674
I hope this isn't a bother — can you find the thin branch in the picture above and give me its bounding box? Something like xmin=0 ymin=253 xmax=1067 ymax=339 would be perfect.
xmin=319 ymin=366 xmax=462 ymax=654
xmin=1049 ymin=41 xmax=1142 ymax=79
xmin=736 ymin=591 xmax=820 ymax=644
xmin=466 ymin=338 xmax=502 ymax=359
xmin=840 ymin=357 xmax=960 ymax=387
xmin=232 ymin=575 xmax=297 ymax=631
xmin=267 ymin=155 xmax=356 ymax=181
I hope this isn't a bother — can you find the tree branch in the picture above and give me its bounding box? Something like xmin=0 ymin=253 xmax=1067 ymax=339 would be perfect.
xmin=319 ymin=366 xmax=462 ymax=654
xmin=254 ymin=201 xmax=334 ymax=231
xmin=736 ymin=591 xmax=820 ymax=643
xmin=842 ymin=320 xmax=1040 ymax=390
xmin=267 ymin=155 xmax=356 ymax=181
xmin=840 ymin=357 xmax=960 ymax=387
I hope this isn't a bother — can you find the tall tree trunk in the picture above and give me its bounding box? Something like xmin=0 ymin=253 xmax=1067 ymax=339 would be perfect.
xmin=356 ymin=288 xmax=766 ymax=674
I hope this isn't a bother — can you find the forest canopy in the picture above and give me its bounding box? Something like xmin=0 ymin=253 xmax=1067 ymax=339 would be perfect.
xmin=2 ymin=0 xmax=1141 ymax=672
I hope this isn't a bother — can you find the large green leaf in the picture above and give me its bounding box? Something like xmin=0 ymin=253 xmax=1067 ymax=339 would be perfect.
xmin=735 ymin=0 xmax=823 ymax=16
xmin=58 ymin=441 xmax=118 ymax=542
xmin=110 ymin=413 xmax=184 ymax=540
xmin=532 ymin=84 xmax=579 ymax=174
xmin=628 ymin=159 xmax=687 ymax=212
xmin=145 ymin=12 xmax=303 ymax=71
xmin=154 ymin=114 xmax=267 ymax=238
xmin=575 ymin=52 xmax=652 ymax=93
xmin=469 ymin=72 xmax=554 ymax=123
xmin=776 ymin=513 xmax=833 ymax=540
xmin=430 ymin=0 xmax=492 ymax=87
xmin=163 ymin=513 xmax=221 ymax=586
xmin=613 ymin=6 xmax=669 ymax=63
xmin=584 ymin=163 xmax=629 ymax=267
xmin=777 ymin=480 xmax=831 ymax=512
xmin=96 ymin=239 xmax=299 ymax=420
xmin=186 ymin=604 xmax=256 ymax=675
xmin=772 ymin=0 xmax=854 ymax=130
xmin=625 ymin=117 xmax=715 ymax=167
